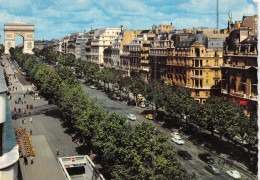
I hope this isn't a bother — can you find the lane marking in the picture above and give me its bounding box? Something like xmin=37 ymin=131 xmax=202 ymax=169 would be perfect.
xmin=189 ymin=160 xmax=195 ymax=164
xmin=192 ymin=170 xmax=200 ymax=177
xmin=200 ymin=148 xmax=208 ymax=152
xmin=203 ymin=168 xmax=212 ymax=175
xmin=196 ymin=157 xmax=205 ymax=164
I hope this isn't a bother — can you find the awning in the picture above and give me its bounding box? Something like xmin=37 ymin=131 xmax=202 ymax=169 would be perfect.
xmin=240 ymin=101 xmax=246 ymax=105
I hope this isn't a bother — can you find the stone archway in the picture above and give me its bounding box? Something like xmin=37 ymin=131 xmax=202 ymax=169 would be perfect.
xmin=4 ymin=23 xmax=35 ymax=54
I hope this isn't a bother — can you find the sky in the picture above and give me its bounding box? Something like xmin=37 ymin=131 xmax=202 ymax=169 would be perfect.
xmin=0 ymin=0 xmax=257 ymax=45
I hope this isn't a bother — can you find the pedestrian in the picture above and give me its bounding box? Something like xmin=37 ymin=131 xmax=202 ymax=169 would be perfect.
xmin=23 ymin=109 xmax=26 ymax=114
xmin=10 ymin=95 xmax=12 ymax=100
xmin=24 ymin=156 xmax=28 ymax=166
xmin=30 ymin=117 xmax=32 ymax=123
xmin=30 ymin=156 xmax=34 ymax=164
xmin=16 ymin=87 xmax=17 ymax=91
xmin=24 ymin=99 xmax=26 ymax=104
xmin=30 ymin=129 xmax=32 ymax=135
xmin=18 ymin=108 xmax=21 ymax=113
xmin=26 ymin=104 xmax=29 ymax=109
xmin=56 ymin=148 xmax=59 ymax=155
xmin=28 ymin=109 xmax=31 ymax=114
xmin=13 ymin=86 xmax=14 ymax=91
xmin=23 ymin=94 xmax=25 ymax=98
xmin=14 ymin=107 xmax=16 ymax=112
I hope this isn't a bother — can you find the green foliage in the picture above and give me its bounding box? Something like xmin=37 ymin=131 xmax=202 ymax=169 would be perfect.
xmin=10 ymin=47 xmax=195 ymax=180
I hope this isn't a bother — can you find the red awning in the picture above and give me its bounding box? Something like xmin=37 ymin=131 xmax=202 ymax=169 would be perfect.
xmin=233 ymin=99 xmax=236 ymax=103
xmin=240 ymin=101 xmax=246 ymax=105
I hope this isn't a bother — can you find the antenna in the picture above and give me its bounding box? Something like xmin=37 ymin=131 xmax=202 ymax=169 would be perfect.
xmin=217 ymin=0 xmax=219 ymax=29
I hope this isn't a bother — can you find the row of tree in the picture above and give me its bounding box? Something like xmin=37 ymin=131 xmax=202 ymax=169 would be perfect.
xmin=10 ymin=47 xmax=197 ymax=179
xmin=35 ymin=47 xmax=257 ymax=153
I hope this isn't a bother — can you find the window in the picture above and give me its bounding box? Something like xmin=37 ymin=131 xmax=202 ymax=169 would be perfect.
xmin=200 ymin=80 xmax=203 ymax=88
xmin=206 ymin=80 xmax=208 ymax=84
xmin=200 ymin=70 xmax=202 ymax=76
xmin=206 ymin=92 xmax=209 ymax=96
xmin=206 ymin=60 xmax=208 ymax=64
xmin=195 ymin=90 xmax=199 ymax=96
xmin=195 ymin=48 xmax=200 ymax=57
xmin=195 ymin=60 xmax=199 ymax=67
xmin=215 ymin=80 xmax=218 ymax=86
xmin=200 ymin=60 xmax=203 ymax=67
xmin=215 ymin=59 xmax=218 ymax=66
xmin=195 ymin=79 xmax=199 ymax=87
xmin=215 ymin=70 xmax=218 ymax=76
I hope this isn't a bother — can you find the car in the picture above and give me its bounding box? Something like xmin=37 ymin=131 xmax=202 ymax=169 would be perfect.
xmin=232 ymin=136 xmax=248 ymax=145
xmin=226 ymin=170 xmax=241 ymax=179
xmin=139 ymin=102 xmax=145 ymax=108
xmin=205 ymin=165 xmax=220 ymax=175
xmin=177 ymin=150 xmax=192 ymax=160
xmin=198 ymin=153 xmax=214 ymax=164
xmin=90 ymin=85 xmax=95 ymax=89
xmin=145 ymin=114 xmax=153 ymax=120
xmin=170 ymin=132 xmax=181 ymax=138
xmin=126 ymin=114 xmax=136 ymax=121
xmin=171 ymin=136 xmax=184 ymax=145
xmin=153 ymin=129 xmax=159 ymax=135
xmin=14 ymin=70 xmax=18 ymax=74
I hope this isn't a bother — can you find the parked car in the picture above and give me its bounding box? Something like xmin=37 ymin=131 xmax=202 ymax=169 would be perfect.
xmin=198 ymin=153 xmax=214 ymax=164
xmin=126 ymin=114 xmax=136 ymax=121
xmin=232 ymin=136 xmax=248 ymax=145
xmin=139 ymin=102 xmax=145 ymax=108
xmin=153 ymin=129 xmax=159 ymax=135
xmin=90 ymin=85 xmax=95 ymax=89
xmin=145 ymin=114 xmax=153 ymax=120
xmin=171 ymin=136 xmax=184 ymax=145
xmin=205 ymin=165 xmax=220 ymax=175
xmin=177 ymin=150 xmax=192 ymax=160
xmin=226 ymin=170 xmax=241 ymax=179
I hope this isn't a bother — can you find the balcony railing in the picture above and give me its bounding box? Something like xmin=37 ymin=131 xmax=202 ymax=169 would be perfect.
xmin=230 ymin=91 xmax=246 ymax=98
xmin=190 ymin=75 xmax=203 ymax=79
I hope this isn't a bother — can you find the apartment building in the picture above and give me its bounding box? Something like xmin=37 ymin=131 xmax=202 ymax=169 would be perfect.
xmin=90 ymin=27 xmax=122 ymax=65
xmin=128 ymin=30 xmax=155 ymax=80
xmin=150 ymin=31 xmax=175 ymax=81
xmin=166 ymin=30 xmax=223 ymax=103
xmin=221 ymin=28 xmax=258 ymax=112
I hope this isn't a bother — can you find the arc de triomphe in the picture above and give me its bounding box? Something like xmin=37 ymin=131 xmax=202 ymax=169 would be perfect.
xmin=4 ymin=23 xmax=35 ymax=54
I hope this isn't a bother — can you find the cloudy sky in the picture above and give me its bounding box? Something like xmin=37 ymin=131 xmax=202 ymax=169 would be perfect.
xmin=0 ymin=0 xmax=257 ymax=44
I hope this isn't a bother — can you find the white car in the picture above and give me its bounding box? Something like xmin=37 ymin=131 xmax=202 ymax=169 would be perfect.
xmin=126 ymin=114 xmax=136 ymax=121
xmin=226 ymin=170 xmax=241 ymax=179
xmin=170 ymin=132 xmax=181 ymax=138
xmin=171 ymin=136 xmax=184 ymax=145
xmin=90 ymin=85 xmax=95 ymax=89
xmin=140 ymin=103 xmax=145 ymax=108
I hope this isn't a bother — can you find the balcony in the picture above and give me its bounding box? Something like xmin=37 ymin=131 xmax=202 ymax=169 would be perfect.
xmin=249 ymin=95 xmax=258 ymax=101
xmin=230 ymin=91 xmax=246 ymax=98
xmin=190 ymin=75 xmax=203 ymax=79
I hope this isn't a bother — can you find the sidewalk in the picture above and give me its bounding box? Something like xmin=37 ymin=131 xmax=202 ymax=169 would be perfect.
xmin=3 ymin=56 xmax=68 ymax=180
